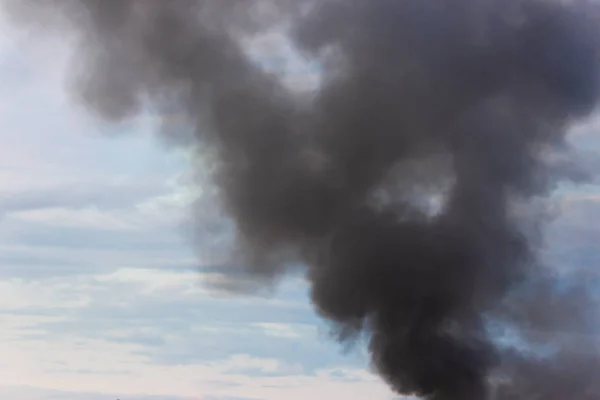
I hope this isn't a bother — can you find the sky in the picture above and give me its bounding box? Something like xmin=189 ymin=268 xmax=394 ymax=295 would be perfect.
xmin=1 ymin=11 xmax=600 ymax=400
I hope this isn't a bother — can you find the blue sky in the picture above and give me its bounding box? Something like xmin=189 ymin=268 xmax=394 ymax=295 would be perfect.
xmin=1 ymin=14 xmax=600 ymax=400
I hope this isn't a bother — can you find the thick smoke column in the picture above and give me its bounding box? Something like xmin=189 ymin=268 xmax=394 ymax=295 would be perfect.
xmin=4 ymin=0 xmax=600 ymax=398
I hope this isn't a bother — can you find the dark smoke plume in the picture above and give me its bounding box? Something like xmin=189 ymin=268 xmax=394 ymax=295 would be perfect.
xmin=4 ymin=0 xmax=600 ymax=398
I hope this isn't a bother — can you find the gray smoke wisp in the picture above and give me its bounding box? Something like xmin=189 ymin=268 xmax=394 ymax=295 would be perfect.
xmin=4 ymin=0 xmax=600 ymax=398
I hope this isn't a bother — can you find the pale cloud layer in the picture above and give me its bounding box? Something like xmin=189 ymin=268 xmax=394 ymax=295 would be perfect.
xmin=0 ymin=20 xmax=396 ymax=400
xmin=0 ymin=13 xmax=599 ymax=400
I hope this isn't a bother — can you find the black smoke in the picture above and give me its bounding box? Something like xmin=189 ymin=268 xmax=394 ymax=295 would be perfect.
xmin=4 ymin=0 xmax=600 ymax=398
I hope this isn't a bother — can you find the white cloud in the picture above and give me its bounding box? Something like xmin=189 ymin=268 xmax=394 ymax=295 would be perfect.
xmin=0 ymin=278 xmax=90 ymax=310
xmin=0 ymin=386 xmax=196 ymax=400
xmin=12 ymin=207 xmax=139 ymax=231
xmin=0 ymin=308 xmax=392 ymax=400
xmin=252 ymin=322 xmax=317 ymax=339
xmin=0 ymin=262 xmax=389 ymax=399
xmin=213 ymin=354 xmax=304 ymax=375
xmin=95 ymin=268 xmax=206 ymax=296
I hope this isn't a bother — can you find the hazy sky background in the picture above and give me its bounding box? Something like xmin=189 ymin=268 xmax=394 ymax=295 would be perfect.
xmin=1 ymin=10 xmax=600 ymax=400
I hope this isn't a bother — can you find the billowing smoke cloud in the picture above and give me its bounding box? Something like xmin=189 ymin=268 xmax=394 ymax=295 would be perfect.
xmin=4 ymin=0 xmax=600 ymax=398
